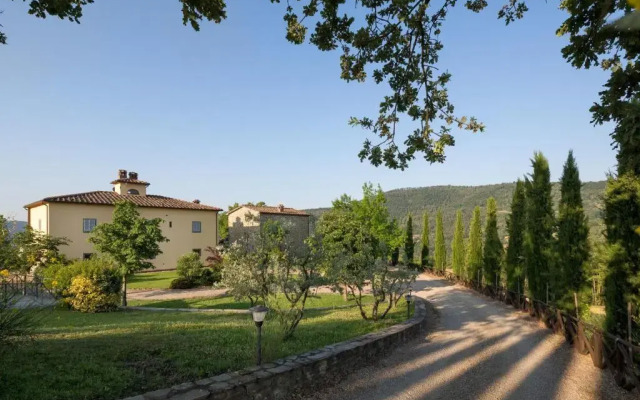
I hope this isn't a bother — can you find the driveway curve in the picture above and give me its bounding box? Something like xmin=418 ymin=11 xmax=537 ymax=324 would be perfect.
xmin=304 ymin=273 xmax=636 ymax=400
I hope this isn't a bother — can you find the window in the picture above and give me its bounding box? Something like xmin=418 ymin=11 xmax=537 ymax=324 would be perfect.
xmin=83 ymin=253 xmax=93 ymax=260
xmin=192 ymin=221 xmax=201 ymax=233
xmin=127 ymin=189 xmax=140 ymax=195
xmin=83 ymin=218 xmax=97 ymax=233
xmin=192 ymin=249 xmax=201 ymax=256
xmin=169 ymin=221 xmax=172 ymax=228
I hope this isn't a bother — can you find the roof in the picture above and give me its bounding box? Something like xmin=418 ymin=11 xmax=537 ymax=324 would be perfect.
xmin=228 ymin=204 xmax=309 ymax=217
xmin=24 ymin=191 xmax=221 ymax=211
xmin=110 ymin=178 xmax=151 ymax=186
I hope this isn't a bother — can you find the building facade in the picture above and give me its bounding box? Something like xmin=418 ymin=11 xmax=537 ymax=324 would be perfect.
xmin=227 ymin=204 xmax=310 ymax=253
xmin=24 ymin=170 xmax=221 ymax=270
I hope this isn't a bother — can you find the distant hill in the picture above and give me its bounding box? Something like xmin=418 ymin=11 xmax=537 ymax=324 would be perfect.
xmin=5 ymin=220 xmax=27 ymax=236
xmin=306 ymin=181 xmax=607 ymax=254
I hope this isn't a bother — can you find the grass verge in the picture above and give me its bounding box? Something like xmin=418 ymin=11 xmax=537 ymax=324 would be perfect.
xmin=0 ymin=300 xmax=409 ymax=400
xmin=128 ymin=270 xmax=179 ymax=290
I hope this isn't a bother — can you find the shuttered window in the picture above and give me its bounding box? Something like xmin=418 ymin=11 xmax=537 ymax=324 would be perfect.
xmin=83 ymin=218 xmax=97 ymax=233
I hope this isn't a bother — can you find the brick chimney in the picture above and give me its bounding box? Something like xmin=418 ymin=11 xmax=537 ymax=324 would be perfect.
xmin=193 ymin=199 xmax=201 ymax=204
xmin=128 ymin=171 xmax=138 ymax=180
xmin=278 ymin=204 xmax=285 ymax=212
xmin=118 ymin=169 xmax=127 ymax=179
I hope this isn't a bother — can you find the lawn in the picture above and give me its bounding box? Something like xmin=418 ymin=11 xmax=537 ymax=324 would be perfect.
xmin=128 ymin=293 xmax=374 ymax=310
xmin=128 ymin=270 xmax=179 ymax=290
xmin=0 ymin=301 xmax=409 ymax=400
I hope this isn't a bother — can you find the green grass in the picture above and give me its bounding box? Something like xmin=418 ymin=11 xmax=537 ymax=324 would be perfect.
xmin=128 ymin=293 xmax=373 ymax=310
xmin=128 ymin=270 xmax=179 ymax=290
xmin=0 ymin=301 xmax=409 ymax=400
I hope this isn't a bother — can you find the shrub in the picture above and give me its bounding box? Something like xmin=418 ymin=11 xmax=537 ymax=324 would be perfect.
xmin=67 ymin=276 xmax=120 ymax=313
xmin=198 ymin=267 xmax=221 ymax=286
xmin=176 ymin=252 xmax=204 ymax=281
xmin=169 ymin=277 xmax=197 ymax=290
xmin=0 ymin=294 xmax=41 ymax=345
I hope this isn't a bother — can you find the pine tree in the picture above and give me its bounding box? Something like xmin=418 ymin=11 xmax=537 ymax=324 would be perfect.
xmin=556 ymin=151 xmax=590 ymax=312
xmin=434 ymin=210 xmax=446 ymax=271
xmin=451 ymin=209 xmax=465 ymax=278
xmin=506 ymin=180 xmax=526 ymax=293
xmin=525 ymin=152 xmax=555 ymax=302
xmin=466 ymin=206 xmax=483 ymax=282
xmin=404 ymin=214 xmax=414 ymax=265
xmin=420 ymin=211 xmax=430 ymax=269
xmin=483 ymin=197 xmax=503 ymax=287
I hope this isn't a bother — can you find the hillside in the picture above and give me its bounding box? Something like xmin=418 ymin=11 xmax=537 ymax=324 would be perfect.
xmin=306 ymin=181 xmax=607 ymax=255
xmin=5 ymin=220 xmax=27 ymax=236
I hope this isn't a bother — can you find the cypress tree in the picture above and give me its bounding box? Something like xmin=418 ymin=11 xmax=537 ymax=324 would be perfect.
xmin=506 ymin=180 xmax=526 ymax=293
xmin=451 ymin=210 xmax=465 ymax=278
xmin=525 ymin=152 xmax=555 ymax=302
xmin=404 ymin=214 xmax=414 ymax=265
xmin=420 ymin=211 xmax=430 ymax=269
xmin=434 ymin=210 xmax=446 ymax=271
xmin=556 ymin=151 xmax=590 ymax=312
xmin=466 ymin=206 xmax=483 ymax=282
xmin=483 ymin=197 xmax=503 ymax=287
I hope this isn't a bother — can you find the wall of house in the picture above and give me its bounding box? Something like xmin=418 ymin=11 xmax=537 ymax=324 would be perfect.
xmin=45 ymin=203 xmax=218 ymax=270
xmin=113 ymin=182 xmax=147 ymax=195
xmin=227 ymin=207 xmax=261 ymax=245
xmin=28 ymin=204 xmax=49 ymax=234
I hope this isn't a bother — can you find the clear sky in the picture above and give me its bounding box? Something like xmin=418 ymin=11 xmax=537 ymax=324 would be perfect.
xmin=0 ymin=1 xmax=616 ymax=219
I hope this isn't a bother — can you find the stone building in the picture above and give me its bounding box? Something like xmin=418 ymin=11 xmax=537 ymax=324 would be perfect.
xmin=227 ymin=204 xmax=310 ymax=253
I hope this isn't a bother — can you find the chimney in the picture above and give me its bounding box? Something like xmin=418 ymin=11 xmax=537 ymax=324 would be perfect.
xmin=193 ymin=199 xmax=201 ymax=204
xmin=118 ymin=169 xmax=127 ymax=179
xmin=278 ymin=204 xmax=285 ymax=212
xmin=128 ymin=171 xmax=138 ymax=180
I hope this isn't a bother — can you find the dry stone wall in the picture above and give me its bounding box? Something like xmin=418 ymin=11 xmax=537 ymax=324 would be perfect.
xmin=122 ymin=298 xmax=428 ymax=400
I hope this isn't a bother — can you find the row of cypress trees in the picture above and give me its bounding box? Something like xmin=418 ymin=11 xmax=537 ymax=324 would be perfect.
xmin=409 ymin=150 xmax=590 ymax=315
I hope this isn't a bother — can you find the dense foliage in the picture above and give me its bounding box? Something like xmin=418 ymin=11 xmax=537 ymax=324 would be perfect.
xmin=505 ymin=180 xmax=526 ymax=293
xmin=483 ymin=197 xmax=502 ymax=287
xmin=420 ymin=211 xmax=430 ymax=268
xmin=434 ymin=210 xmax=446 ymax=272
xmin=556 ymin=151 xmax=590 ymax=313
xmin=404 ymin=214 xmax=414 ymax=265
xmin=451 ymin=210 xmax=465 ymax=279
xmin=524 ymin=153 xmax=556 ymax=302
xmin=466 ymin=206 xmax=483 ymax=283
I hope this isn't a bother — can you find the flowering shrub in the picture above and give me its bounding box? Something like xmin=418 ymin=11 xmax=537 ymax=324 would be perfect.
xmin=67 ymin=276 xmax=120 ymax=313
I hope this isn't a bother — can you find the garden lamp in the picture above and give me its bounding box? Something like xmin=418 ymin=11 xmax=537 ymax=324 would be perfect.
xmin=405 ymin=290 xmax=413 ymax=319
xmin=249 ymin=305 xmax=269 ymax=365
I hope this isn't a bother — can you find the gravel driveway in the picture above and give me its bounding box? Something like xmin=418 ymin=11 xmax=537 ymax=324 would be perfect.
xmin=304 ymin=273 xmax=637 ymax=400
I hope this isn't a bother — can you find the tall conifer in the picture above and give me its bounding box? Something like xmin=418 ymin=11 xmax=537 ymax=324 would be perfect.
xmin=420 ymin=211 xmax=430 ymax=268
xmin=466 ymin=206 xmax=483 ymax=282
xmin=483 ymin=197 xmax=503 ymax=287
xmin=525 ymin=152 xmax=555 ymax=302
xmin=404 ymin=214 xmax=414 ymax=265
xmin=556 ymin=151 xmax=590 ymax=310
xmin=506 ymin=180 xmax=526 ymax=293
xmin=451 ymin=210 xmax=465 ymax=278
xmin=434 ymin=210 xmax=446 ymax=271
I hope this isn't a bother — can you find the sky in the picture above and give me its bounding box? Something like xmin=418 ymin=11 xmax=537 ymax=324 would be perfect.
xmin=0 ymin=1 xmax=617 ymax=219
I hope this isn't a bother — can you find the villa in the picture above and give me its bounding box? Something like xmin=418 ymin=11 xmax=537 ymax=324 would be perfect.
xmin=23 ymin=169 xmax=221 ymax=269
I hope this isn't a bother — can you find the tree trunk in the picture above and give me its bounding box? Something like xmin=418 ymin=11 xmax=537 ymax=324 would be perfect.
xmin=343 ymin=284 xmax=348 ymax=301
xmin=122 ymin=274 xmax=128 ymax=307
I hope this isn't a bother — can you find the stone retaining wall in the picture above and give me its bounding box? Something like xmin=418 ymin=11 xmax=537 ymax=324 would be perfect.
xmin=123 ymin=298 xmax=428 ymax=400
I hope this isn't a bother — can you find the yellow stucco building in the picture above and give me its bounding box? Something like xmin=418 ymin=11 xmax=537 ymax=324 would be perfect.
xmin=24 ymin=170 xmax=221 ymax=270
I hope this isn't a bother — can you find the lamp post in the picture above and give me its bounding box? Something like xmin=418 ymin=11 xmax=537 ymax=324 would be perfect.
xmin=405 ymin=290 xmax=413 ymax=319
xmin=249 ymin=305 xmax=269 ymax=366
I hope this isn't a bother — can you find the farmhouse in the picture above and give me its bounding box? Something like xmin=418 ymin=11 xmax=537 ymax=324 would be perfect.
xmin=24 ymin=170 xmax=221 ymax=270
xmin=227 ymin=204 xmax=310 ymax=253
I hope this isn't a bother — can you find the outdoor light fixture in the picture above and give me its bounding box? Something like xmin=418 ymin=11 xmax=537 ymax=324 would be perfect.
xmin=405 ymin=290 xmax=413 ymax=319
xmin=249 ymin=305 xmax=269 ymax=365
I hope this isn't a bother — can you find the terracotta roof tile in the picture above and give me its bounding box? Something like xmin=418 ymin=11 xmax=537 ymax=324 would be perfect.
xmin=110 ymin=178 xmax=151 ymax=186
xmin=25 ymin=191 xmax=221 ymax=211
xmin=230 ymin=205 xmax=309 ymax=216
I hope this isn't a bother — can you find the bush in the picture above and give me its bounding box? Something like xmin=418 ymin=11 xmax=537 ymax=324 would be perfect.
xmin=198 ymin=267 xmax=221 ymax=286
xmin=0 ymin=294 xmax=41 ymax=345
xmin=67 ymin=276 xmax=120 ymax=313
xmin=176 ymin=253 xmax=204 ymax=281
xmin=169 ymin=277 xmax=197 ymax=289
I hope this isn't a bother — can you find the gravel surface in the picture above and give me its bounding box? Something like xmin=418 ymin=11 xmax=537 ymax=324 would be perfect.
xmin=304 ymin=273 xmax=637 ymax=400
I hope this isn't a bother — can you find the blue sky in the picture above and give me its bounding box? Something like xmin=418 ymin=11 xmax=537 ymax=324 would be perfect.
xmin=0 ymin=1 xmax=615 ymax=219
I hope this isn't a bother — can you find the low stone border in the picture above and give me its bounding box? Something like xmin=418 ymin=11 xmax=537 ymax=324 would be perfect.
xmin=121 ymin=303 xmax=372 ymax=315
xmin=122 ymin=298 xmax=428 ymax=400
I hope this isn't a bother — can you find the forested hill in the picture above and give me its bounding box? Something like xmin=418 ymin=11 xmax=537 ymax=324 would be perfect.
xmin=306 ymin=181 xmax=607 ymax=249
